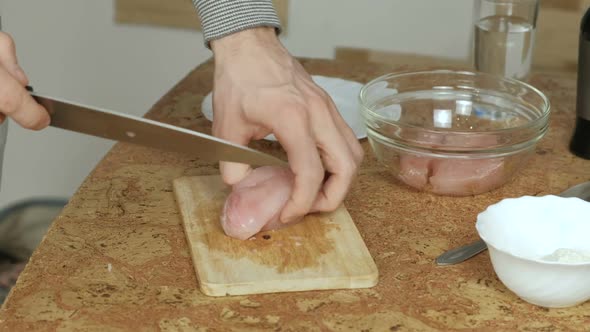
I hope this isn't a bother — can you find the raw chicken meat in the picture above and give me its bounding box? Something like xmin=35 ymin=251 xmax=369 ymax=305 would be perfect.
xmin=397 ymin=134 xmax=505 ymax=196
xmin=398 ymin=154 xmax=431 ymax=190
xmin=429 ymin=158 xmax=504 ymax=195
xmin=398 ymin=154 xmax=505 ymax=196
xmin=397 ymin=131 xmax=442 ymax=190
xmin=221 ymin=166 xmax=299 ymax=240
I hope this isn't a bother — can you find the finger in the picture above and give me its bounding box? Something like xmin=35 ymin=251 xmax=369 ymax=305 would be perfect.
xmin=220 ymin=158 xmax=252 ymax=186
xmin=307 ymin=99 xmax=358 ymax=212
xmin=324 ymin=94 xmax=364 ymax=164
xmin=0 ymin=66 xmax=49 ymax=130
xmin=272 ymin=106 xmax=324 ymax=224
xmin=0 ymin=32 xmax=28 ymax=85
xmin=212 ymin=110 xmax=253 ymax=185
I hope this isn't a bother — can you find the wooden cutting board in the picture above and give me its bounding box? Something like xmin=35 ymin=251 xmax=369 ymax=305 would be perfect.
xmin=173 ymin=175 xmax=379 ymax=297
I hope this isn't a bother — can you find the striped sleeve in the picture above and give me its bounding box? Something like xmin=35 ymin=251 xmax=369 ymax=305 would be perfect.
xmin=192 ymin=0 xmax=282 ymax=47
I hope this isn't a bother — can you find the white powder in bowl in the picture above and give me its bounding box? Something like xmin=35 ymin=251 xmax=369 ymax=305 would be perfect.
xmin=541 ymin=248 xmax=590 ymax=263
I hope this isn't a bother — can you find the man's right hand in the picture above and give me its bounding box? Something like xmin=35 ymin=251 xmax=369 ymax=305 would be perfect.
xmin=210 ymin=27 xmax=364 ymax=224
xmin=0 ymin=32 xmax=49 ymax=129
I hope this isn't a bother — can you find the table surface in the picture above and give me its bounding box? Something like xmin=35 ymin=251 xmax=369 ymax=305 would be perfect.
xmin=1 ymin=58 xmax=589 ymax=331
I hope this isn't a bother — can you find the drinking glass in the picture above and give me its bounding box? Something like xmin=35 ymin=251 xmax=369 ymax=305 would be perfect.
xmin=473 ymin=0 xmax=540 ymax=81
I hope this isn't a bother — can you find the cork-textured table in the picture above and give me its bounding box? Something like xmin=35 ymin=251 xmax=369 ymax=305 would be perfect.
xmin=1 ymin=59 xmax=589 ymax=331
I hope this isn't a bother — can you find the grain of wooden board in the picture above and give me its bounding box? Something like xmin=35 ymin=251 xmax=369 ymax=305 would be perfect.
xmin=173 ymin=175 xmax=379 ymax=297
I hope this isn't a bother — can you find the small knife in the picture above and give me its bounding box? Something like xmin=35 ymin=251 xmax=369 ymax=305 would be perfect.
xmin=28 ymin=88 xmax=286 ymax=167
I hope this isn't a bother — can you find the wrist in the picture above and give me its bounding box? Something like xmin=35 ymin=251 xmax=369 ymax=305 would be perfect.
xmin=211 ymin=27 xmax=281 ymax=59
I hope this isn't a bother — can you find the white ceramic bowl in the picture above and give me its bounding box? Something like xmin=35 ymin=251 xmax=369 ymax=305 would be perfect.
xmin=476 ymin=195 xmax=590 ymax=308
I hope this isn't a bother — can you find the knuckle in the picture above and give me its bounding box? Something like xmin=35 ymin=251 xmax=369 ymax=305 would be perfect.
xmin=342 ymin=157 xmax=359 ymax=178
xmin=284 ymin=103 xmax=309 ymax=123
xmin=298 ymin=167 xmax=324 ymax=192
xmin=353 ymin=143 xmax=365 ymax=164
xmin=0 ymin=32 xmax=16 ymax=52
xmin=308 ymin=95 xmax=328 ymax=110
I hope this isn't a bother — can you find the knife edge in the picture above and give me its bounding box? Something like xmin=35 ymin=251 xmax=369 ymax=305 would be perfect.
xmin=30 ymin=91 xmax=287 ymax=167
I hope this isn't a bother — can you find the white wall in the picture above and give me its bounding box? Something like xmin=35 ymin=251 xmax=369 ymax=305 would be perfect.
xmin=284 ymin=0 xmax=474 ymax=60
xmin=0 ymin=0 xmax=473 ymax=208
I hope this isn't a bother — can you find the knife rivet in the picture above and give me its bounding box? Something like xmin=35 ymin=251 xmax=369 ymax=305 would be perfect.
xmin=126 ymin=131 xmax=136 ymax=138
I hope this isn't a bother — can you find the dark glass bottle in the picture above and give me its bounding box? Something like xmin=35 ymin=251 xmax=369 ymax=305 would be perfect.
xmin=570 ymin=7 xmax=590 ymax=159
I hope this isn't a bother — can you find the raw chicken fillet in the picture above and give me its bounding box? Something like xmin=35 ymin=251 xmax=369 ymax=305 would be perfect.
xmin=398 ymin=154 xmax=505 ymax=196
xmin=221 ymin=166 xmax=298 ymax=240
xmin=397 ymin=134 xmax=506 ymax=195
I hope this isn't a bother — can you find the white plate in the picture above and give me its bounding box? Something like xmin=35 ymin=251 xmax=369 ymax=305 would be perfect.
xmin=200 ymin=75 xmax=367 ymax=141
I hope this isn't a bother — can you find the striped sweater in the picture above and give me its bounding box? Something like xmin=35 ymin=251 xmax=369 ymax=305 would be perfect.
xmin=192 ymin=0 xmax=282 ymax=46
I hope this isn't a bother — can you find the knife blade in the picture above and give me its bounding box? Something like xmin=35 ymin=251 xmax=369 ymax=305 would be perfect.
xmin=29 ymin=91 xmax=286 ymax=167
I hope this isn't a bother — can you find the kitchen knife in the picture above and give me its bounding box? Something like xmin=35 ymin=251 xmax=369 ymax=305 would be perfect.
xmin=29 ymin=89 xmax=286 ymax=167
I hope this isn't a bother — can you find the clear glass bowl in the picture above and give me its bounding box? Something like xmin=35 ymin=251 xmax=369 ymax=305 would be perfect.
xmin=359 ymin=70 xmax=550 ymax=196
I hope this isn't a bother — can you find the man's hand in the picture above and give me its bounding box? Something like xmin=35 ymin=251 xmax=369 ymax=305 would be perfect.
xmin=210 ymin=27 xmax=364 ymax=224
xmin=0 ymin=32 xmax=49 ymax=129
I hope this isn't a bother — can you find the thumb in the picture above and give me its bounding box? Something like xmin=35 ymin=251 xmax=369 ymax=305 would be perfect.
xmin=0 ymin=32 xmax=28 ymax=85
